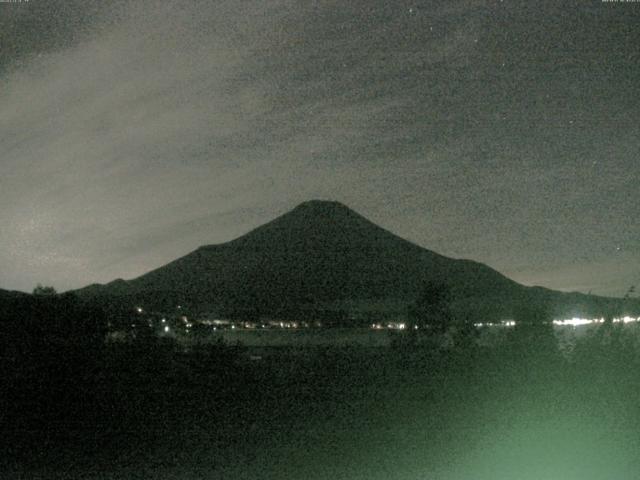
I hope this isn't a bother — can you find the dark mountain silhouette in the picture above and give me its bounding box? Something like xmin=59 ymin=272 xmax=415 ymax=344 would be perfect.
xmin=0 ymin=289 xmax=29 ymax=301
xmin=75 ymin=200 xmax=634 ymax=323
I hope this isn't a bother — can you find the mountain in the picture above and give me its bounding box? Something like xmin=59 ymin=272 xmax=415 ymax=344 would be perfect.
xmin=76 ymin=200 xmax=633 ymax=323
xmin=0 ymin=289 xmax=29 ymax=301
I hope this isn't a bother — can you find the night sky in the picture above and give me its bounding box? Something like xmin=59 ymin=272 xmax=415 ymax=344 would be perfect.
xmin=1 ymin=0 xmax=638 ymax=296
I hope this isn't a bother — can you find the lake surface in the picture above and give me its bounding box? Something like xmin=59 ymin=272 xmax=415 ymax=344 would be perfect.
xmin=215 ymin=327 xmax=395 ymax=347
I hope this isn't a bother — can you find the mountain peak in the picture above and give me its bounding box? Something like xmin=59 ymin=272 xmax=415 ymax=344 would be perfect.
xmin=264 ymin=199 xmax=383 ymax=237
xmin=294 ymin=199 xmax=348 ymax=208
xmin=230 ymin=199 xmax=373 ymax=247
xmin=291 ymin=200 xmax=353 ymax=215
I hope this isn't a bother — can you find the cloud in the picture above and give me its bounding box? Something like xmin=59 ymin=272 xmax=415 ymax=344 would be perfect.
xmin=2 ymin=0 xmax=478 ymax=290
xmin=0 ymin=0 xmax=637 ymax=296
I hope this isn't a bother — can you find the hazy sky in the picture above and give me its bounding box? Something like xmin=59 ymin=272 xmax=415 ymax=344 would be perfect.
xmin=1 ymin=0 xmax=638 ymax=296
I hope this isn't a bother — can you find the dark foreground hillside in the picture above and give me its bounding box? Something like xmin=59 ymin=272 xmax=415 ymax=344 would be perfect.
xmin=2 ymin=318 xmax=640 ymax=480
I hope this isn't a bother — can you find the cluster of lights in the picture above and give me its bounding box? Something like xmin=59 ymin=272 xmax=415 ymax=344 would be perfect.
xmin=195 ymin=319 xmax=312 ymax=330
xmin=129 ymin=305 xmax=639 ymax=335
xmin=473 ymin=317 xmax=640 ymax=328
xmin=473 ymin=320 xmax=515 ymax=328
xmin=554 ymin=316 xmax=639 ymax=326
xmin=277 ymin=321 xmax=300 ymax=329
xmin=370 ymin=322 xmax=406 ymax=330
xmin=616 ymin=316 xmax=639 ymax=324
xmin=553 ymin=318 xmax=599 ymax=327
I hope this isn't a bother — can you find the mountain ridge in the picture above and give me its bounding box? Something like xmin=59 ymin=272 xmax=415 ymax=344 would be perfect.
xmin=74 ymin=200 xmax=634 ymax=322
